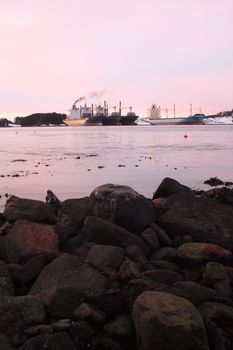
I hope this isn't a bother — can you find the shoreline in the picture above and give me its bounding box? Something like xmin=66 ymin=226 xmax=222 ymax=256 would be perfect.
xmin=0 ymin=177 xmax=233 ymax=348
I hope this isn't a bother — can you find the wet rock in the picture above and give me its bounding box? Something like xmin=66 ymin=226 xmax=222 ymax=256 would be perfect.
xmin=141 ymin=227 xmax=160 ymax=250
xmin=19 ymin=333 xmax=51 ymax=350
xmin=4 ymin=196 xmax=56 ymax=224
xmin=173 ymin=281 xmax=216 ymax=306
xmin=29 ymin=254 xmax=107 ymax=296
xmin=90 ymin=184 xmax=155 ymax=232
xmin=8 ymin=253 xmax=47 ymax=286
xmin=158 ymin=192 xmax=233 ymax=249
xmin=150 ymin=222 xmax=172 ymax=246
xmin=81 ymin=216 xmax=151 ymax=255
xmin=73 ymin=302 xmax=106 ymax=324
xmin=91 ymin=337 xmax=123 ymax=350
xmin=153 ymin=177 xmax=192 ymax=199
xmin=8 ymin=220 xmax=58 ymax=257
xmin=39 ymin=286 xmax=84 ymax=318
xmin=141 ymin=269 xmax=183 ymax=285
xmin=103 ymin=314 xmax=133 ymax=336
xmin=126 ymin=245 xmax=147 ymax=265
xmin=199 ymin=302 xmax=233 ymax=349
xmin=0 ymin=260 xmax=14 ymax=296
xmin=176 ymin=243 xmax=232 ymax=266
xmin=0 ymin=295 xmax=45 ymax=336
xmin=133 ymin=291 xmax=209 ymax=350
xmin=119 ymin=258 xmax=141 ymax=282
xmin=57 ymin=197 xmax=94 ymax=230
xmin=204 ymin=177 xmax=224 ymax=186
xmin=88 ymin=289 xmax=126 ymax=315
xmin=24 ymin=324 xmax=53 ymax=336
xmin=0 ymin=236 xmax=20 ymax=263
xmin=86 ymin=244 xmax=125 ymax=270
xmin=202 ymin=261 xmax=231 ymax=296
xmin=44 ymin=332 xmax=76 ymax=350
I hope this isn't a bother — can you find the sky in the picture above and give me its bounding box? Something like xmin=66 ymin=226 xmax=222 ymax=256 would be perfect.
xmin=0 ymin=0 xmax=233 ymax=120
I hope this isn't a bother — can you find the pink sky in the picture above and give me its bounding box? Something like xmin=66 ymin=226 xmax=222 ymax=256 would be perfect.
xmin=0 ymin=0 xmax=233 ymax=120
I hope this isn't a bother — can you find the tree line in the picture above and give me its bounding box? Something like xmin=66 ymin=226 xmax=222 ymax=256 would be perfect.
xmin=14 ymin=113 xmax=67 ymax=126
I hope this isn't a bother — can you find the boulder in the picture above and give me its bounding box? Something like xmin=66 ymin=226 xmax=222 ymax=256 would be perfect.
xmin=73 ymin=303 xmax=106 ymax=324
xmin=132 ymin=291 xmax=209 ymax=350
xmin=8 ymin=253 xmax=48 ymax=285
xmin=90 ymin=184 xmax=155 ymax=232
xmin=29 ymin=254 xmax=107 ymax=296
xmin=81 ymin=216 xmax=151 ymax=255
xmin=4 ymin=196 xmax=56 ymax=224
xmin=44 ymin=332 xmax=76 ymax=350
xmin=119 ymin=258 xmax=141 ymax=282
xmin=153 ymin=177 xmax=192 ymax=199
xmin=103 ymin=314 xmax=133 ymax=337
xmin=8 ymin=220 xmax=58 ymax=257
xmin=199 ymin=302 xmax=233 ymax=349
xmin=141 ymin=227 xmax=160 ymax=250
xmin=86 ymin=244 xmax=125 ymax=270
xmin=0 ymin=236 xmax=20 ymax=263
xmin=57 ymin=197 xmax=94 ymax=230
xmin=176 ymin=243 xmax=232 ymax=266
xmin=173 ymin=281 xmax=216 ymax=306
xmin=141 ymin=269 xmax=183 ymax=285
xmin=202 ymin=261 xmax=231 ymax=296
xmin=158 ymin=192 xmax=233 ymax=249
xmin=39 ymin=286 xmax=85 ymax=318
xmin=87 ymin=289 xmax=126 ymax=315
xmin=0 ymin=260 xmax=14 ymax=296
xmin=0 ymin=295 xmax=45 ymax=336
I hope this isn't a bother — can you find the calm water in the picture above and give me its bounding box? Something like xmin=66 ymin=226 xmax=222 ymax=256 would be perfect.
xmin=1 ymin=125 xmax=233 ymax=210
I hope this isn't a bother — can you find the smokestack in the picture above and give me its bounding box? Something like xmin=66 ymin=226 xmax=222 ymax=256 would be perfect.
xmin=91 ymin=104 xmax=94 ymax=116
xmin=119 ymin=101 xmax=122 ymax=116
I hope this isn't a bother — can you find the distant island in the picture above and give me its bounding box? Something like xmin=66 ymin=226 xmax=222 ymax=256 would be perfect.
xmin=0 ymin=112 xmax=67 ymax=127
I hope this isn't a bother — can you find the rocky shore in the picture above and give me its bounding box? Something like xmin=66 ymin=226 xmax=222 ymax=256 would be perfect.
xmin=0 ymin=178 xmax=233 ymax=349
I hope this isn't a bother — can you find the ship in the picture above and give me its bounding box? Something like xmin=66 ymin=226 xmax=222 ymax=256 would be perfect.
xmin=65 ymin=98 xmax=138 ymax=126
xmin=142 ymin=104 xmax=205 ymax=125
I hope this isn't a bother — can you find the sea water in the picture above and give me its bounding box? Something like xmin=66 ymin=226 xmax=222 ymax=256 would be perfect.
xmin=1 ymin=125 xmax=233 ymax=211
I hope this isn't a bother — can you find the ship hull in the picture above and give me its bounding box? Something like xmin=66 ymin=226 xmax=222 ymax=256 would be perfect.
xmin=120 ymin=115 xmax=138 ymax=125
xmin=142 ymin=115 xmax=204 ymax=125
xmin=64 ymin=116 xmax=104 ymax=126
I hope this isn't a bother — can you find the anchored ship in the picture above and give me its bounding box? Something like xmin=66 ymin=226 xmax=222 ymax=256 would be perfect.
xmin=65 ymin=98 xmax=138 ymax=126
xmin=142 ymin=104 xmax=205 ymax=125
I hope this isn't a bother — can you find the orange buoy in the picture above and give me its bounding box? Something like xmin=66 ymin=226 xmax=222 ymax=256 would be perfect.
xmin=184 ymin=133 xmax=188 ymax=138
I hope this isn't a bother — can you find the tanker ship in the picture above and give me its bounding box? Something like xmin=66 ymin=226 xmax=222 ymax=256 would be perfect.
xmin=65 ymin=99 xmax=138 ymax=126
xmin=142 ymin=104 xmax=205 ymax=125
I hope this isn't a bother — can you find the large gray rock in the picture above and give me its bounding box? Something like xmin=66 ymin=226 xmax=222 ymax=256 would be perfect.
xmin=7 ymin=220 xmax=59 ymax=257
xmin=132 ymin=291 xmax=209 ymax=350
xmin=90 ymin=184 xmax=155 ymax=232
xmin=4 ymin=196 xmax=56 ymax=224
xmin=158 ymin=192 xmax=233 ymax=249
xmin=57 ymin=197 xmax=94 ymax=230
xmin=29 ymin=254 xmax=107 ymax=296
xmin=86 ymin=244 xmax=125 ymax=270
xmin=153 ymin=177 xmax=192 ymax=199
xmin=81 ymin=216 xmax=151 ymax=255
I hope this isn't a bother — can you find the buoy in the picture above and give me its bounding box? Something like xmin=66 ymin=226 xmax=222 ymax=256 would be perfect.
xmin=184 ymin=133 xmax=188 ymax=138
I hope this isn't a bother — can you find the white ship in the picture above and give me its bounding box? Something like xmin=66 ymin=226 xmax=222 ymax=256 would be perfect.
xmin=65 ymin=98 xmax=138 ymax=126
